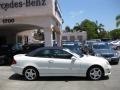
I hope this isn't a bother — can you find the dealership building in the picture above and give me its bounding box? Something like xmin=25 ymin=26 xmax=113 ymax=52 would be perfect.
xmin=0 ymin=0 xmax=63 ymax=46
xmin=62 ymin=31 xmax=87 ymax=42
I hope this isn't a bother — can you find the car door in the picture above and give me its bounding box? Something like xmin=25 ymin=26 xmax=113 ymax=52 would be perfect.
xmin=47 ymin=49 xmax=82 ymax=76
xmin=33 ymin=49 xmax=54 ymax=74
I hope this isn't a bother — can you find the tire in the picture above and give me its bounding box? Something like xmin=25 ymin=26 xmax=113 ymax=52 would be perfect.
xmin=0 ymin=59 xmax=5 ymax=65
xmin=23 ymin=67 xmax=39 ymax=81
xmin=116 ymin=46 xmax=120 ymax=50
xmin=115 ymin=61 xmax=119 ymax=65
xmin=0 ymin=56 xmax=5 ymax=65
xmin=87 ymin=66 xmax=104 ymax=80
xmin=111 ymin=61 xmax=119 ymax=65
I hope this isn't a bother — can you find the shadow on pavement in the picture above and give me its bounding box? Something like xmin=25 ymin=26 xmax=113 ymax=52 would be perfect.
xmin=9 ymin=74 xmax=109 ymax=82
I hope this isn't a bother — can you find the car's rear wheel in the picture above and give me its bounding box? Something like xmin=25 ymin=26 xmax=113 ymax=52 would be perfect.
xmin=87 ymin=66 xmax=103 ymax=80
xmin=24 ymin=67 xmax=39 ymax=81
xmin=0 ymin=59 xmax=5 ymax=65
xmin=0 ymin=56 xmax=5 ymax=65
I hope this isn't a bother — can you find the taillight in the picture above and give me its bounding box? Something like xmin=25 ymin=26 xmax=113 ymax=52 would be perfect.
xmin=12 ymin=59 xmax=16 ymax=64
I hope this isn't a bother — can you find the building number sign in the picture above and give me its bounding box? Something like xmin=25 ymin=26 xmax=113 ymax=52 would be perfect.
xmin=2 ymin=18 xmax=15 ymax=24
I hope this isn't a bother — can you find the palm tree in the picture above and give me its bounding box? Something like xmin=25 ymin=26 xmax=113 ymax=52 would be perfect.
xmin=95 ymin=20 xmax=105 ymax=38
xmin=95 ymin=20 xmax=105 ymax=33
xmin=73 ymin=23 xmax=81 ymax=32
xmin=116 ymin=15 xmax=120 ymax=28
xmin=65 ymin=26 xmax=71 ymax=32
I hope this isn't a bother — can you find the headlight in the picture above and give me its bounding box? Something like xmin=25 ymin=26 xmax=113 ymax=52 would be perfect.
xmin=106 ymin=60 xmax=110 ymax=65
xmin=114 ymin=52 xmax=119 ymax=57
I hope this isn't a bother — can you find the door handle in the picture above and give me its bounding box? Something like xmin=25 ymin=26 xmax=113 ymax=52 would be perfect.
xmin=48 ymin=60 xmax=54 ymax=63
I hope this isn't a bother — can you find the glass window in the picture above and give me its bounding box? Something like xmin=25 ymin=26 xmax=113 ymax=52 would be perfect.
xmin=93 ymin=44 xmax=110 ymax=49
xmin=52 ymin=49 xmax=72 ymax=59
xmin=70 ymin=36 xmax=75 ymax=41
xmin=62 ymin=36 xmax=68 ymax=40
xmin=17 ymin=36 xmax=22 ymax=43
xmin=24 ymin=36 xmax=28 ymax=44
xmin=34 ymin=49 xmax=52 ymax=58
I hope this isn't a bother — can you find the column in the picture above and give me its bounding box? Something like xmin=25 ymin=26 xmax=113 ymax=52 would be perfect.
xmin=56 ymin=33 xmax=61 ymax=47
xmin=44 ymin=28 xmax=53 ymax=47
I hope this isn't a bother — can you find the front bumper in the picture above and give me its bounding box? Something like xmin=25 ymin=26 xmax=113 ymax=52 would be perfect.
xmin=104 ymin=65 xmax=111 ymax=76
xmin=105 ymin=57 xmax=119 ymax=63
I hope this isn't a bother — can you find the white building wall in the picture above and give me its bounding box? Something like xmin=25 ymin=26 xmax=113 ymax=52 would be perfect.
xmin=0 ymin=0 xmax=63 ymax=47
xmin=17 ymin=30 xmax=34 ymax=44
xmin=62 ymin=31 xmax=87 ymax=41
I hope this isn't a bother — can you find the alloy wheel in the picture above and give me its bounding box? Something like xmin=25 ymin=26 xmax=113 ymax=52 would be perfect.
xmin=89 ymin=67 xmax=103 ymax=80
xmin=24 ymin=68 xmax=38 ymax=80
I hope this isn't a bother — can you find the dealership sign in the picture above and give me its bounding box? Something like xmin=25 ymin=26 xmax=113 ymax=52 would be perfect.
xmin=0 ymin=0 xmax=47 ymax=11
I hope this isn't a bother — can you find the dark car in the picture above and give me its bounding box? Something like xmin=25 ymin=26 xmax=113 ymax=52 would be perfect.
xmin=22 ymin=43 xmax=44 ymax=53
xmin=62 ymin=41 xmax=82 ymax=55
xmin=12 ymin=43 xmax=24 ymax=54
xmin=0 ymin=43 xmax=45 ymax=65
xmin=0 ymin=43 xmax=24 ymax=65
xmin=91 ymin=42 xmax=120 ymax=64
xmin=0 ymin=44 xmax=13 ymax=65
xmin=82 ymin=40 xmax=97 ymax=55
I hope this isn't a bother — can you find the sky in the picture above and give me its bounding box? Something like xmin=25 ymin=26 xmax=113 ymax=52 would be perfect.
xmin=59 ymin=0 xmax=120 ymax=31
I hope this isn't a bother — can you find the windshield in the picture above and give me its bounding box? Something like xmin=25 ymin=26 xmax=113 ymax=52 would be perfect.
xmin=64 ymin=48 xmax=81 ymax=58
xmin=93 ymin=44 xmax=110 ymax=49
xmin=63 ymin=45 xmax=83 ymax=57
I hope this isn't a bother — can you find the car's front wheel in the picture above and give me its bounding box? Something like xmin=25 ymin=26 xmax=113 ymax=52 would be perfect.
xmin=23 ymin=67 xmax=39 ymax=81
xmin=87 ymin=66 xmax=104 ymax=80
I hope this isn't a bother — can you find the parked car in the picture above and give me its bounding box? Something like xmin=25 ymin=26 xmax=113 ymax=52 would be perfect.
xmin=110 ymin=40 xmax=120 ymax=50
xmin=11 ymin=47 xmax=111 ymax=81
xmin=0 ymin=44 xmax=13 ymax=65
xmin=62 ymin=41 xmax=82 ymax=55
xmin=0 ymin=43 xmax=24 ymax=65
xmin=91 ymin=42 xmax=120 ymax=64
xmin=22 ymin=43 xmax=44 ymax=53
xmin=82 ymin=40 xmax=97 ymax=55
xmin=12 ymin=43 xmax=24 ymax=54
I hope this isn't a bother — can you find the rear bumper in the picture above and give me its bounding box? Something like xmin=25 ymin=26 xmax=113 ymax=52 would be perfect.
xmin=11 ymin=65 xmax=23 ymax=75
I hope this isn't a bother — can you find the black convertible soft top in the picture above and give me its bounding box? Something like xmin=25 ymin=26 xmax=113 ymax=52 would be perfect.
xmin=26 ymin=47 xmax=64 ymax=56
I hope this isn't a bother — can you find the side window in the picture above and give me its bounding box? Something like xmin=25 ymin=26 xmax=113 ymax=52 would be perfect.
xmin=53 ymin=49 xmax=73 ymax=59
xmin=34 ymin=49 xmax=52 ymax=58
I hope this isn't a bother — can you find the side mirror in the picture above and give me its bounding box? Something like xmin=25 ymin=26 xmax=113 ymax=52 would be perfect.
xmin=71 ymin=56 xmax=76 ymax=62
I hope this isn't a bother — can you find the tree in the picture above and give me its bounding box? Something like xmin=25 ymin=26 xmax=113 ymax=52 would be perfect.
xmin=64 ymin=19 xmax=107 ymax=39
xmin=110 ymin=29 xmax=120 ymax=39
xmin=116 ymin=15 xmax=120 ymax=28
xmin=95 ymin=20 xmax=106 ymax=38
xmin=65 ymin=26 xmax=71 ymax=32
xmin=79 ymin=19 xmax=98 ymax=39
xmin=73 ymin=23 xmax=81 ymax=32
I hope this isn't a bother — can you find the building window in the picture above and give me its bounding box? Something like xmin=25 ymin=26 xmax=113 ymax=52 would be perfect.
xmin=24 ymin=36 xmax=28 ymax=44
xmin=62 ymin=36 xmax=68 ymax=40
xmin=77 ymin=35 xmax=82 ymax=41
xmin=33 ymin=29 xmax=44 ymax=41
xmin=17 ymin=36 xmax=22 ymax=43
xmin=70 ymin=36 xmax=75 ymax=41
xmin=55 ymin=0 xmax=62 ymax=19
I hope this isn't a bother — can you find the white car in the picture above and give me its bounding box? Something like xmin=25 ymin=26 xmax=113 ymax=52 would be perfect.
xmin=11 ymin=47 xmax=111 ymax=81
xmin=110 ymin=40 xmax=120 ymax=49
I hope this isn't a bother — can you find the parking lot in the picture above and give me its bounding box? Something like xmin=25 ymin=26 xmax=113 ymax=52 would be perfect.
xmin=0 ymin=62 xmax=120 ymax=90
